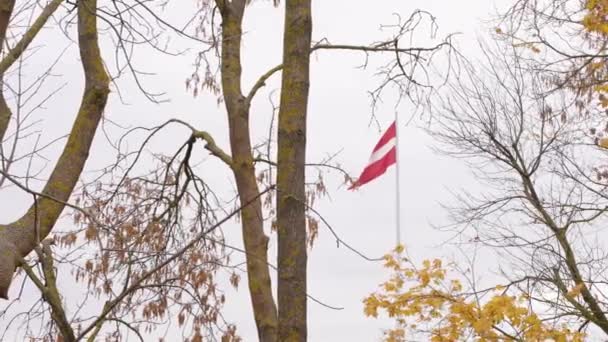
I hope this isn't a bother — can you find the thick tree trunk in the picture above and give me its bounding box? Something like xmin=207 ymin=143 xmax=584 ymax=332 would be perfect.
xmin=0 ymin=0 xmax=109 ymax=299
xmin=276 ymin=0 xmax=312 ymax=340
xmin=216 ymin=1 xmax=278 ymax=340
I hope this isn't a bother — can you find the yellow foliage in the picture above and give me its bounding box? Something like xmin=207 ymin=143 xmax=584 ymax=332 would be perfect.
xmin=394 ymin=244 xmax=405 ymax=254
xmin=580 ymin=1 xmax=608 ymax=107
xmin=363 ymin=248 xmax=586 ymax=341
xmin=584 ymin=0 xmax=608 ymax=35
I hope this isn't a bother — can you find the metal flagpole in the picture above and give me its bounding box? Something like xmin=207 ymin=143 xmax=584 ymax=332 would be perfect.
xmin=394 ymin=112 xmax=402 ymax=247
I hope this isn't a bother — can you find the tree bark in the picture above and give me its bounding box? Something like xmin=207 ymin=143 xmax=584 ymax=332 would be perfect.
xmin=0 ymin=0 xmax=109 ymax=299
xmin=216 ymin=1 xmax=279 ymax=340
xmin=20 ymin=241 xmax=76 ymax=342
xmin=276 ymin=0 xmax=312 ymax=340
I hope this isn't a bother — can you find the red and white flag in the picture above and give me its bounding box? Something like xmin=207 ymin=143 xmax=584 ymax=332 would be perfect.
xmin=349 ymin=121 xmax=397 ymax=190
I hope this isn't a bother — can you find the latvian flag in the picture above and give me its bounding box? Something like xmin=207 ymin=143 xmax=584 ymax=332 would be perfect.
xmin=349 ymin=121 xmax=397 ymax=190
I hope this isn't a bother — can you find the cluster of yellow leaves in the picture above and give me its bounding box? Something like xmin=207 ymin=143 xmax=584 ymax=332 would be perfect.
xmin=583 ymin=0 xmax=608 ymax=35
xmin=581 ymin=0 xmax=608 ymax=107
xmin=363 ymin=246 xmax=585 ymax=342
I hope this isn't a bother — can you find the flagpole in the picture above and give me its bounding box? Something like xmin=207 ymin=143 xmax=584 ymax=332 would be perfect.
xmin=394 ymin=112 xmax=402 ymax=247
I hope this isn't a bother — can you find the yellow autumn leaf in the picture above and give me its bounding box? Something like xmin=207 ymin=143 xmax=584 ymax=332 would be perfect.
xmin=394 ymin=244 xmax=405 ymax=254
xmin=364 ymin=247 xmax=587 ymax=342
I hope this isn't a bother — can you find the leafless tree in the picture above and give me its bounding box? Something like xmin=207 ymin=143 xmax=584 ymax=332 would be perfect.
xmin=430 ymin=41 xmax=608 ymax=337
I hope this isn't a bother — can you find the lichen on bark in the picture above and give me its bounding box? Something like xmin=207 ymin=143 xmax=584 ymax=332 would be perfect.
xmin=0 ymin=0 xmax=109 ymax=300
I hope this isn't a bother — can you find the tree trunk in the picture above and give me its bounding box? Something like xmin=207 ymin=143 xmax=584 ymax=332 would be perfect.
xmin=0 ymin=0 xmax=109 ymax=299
xmin=276 ymin=0 xmax=312 ymax=340
xmin=216 ymin=1 xmax=278 ymax=340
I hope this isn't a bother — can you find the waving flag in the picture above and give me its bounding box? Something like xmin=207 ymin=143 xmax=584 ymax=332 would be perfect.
xmin=349 ymin=121 xmax=397 ymax=190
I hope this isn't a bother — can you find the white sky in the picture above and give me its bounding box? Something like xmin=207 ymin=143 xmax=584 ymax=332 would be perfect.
xmin=0 ymin=0 xmax=512 ymax=340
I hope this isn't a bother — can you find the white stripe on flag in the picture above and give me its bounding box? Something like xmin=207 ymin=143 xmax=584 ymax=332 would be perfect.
xmin=368 ymin=137 xmax=396 ymax=164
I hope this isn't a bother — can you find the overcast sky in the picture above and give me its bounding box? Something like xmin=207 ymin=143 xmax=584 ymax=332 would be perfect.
xmin=0 ymin=0 xmax=511 ymax=340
